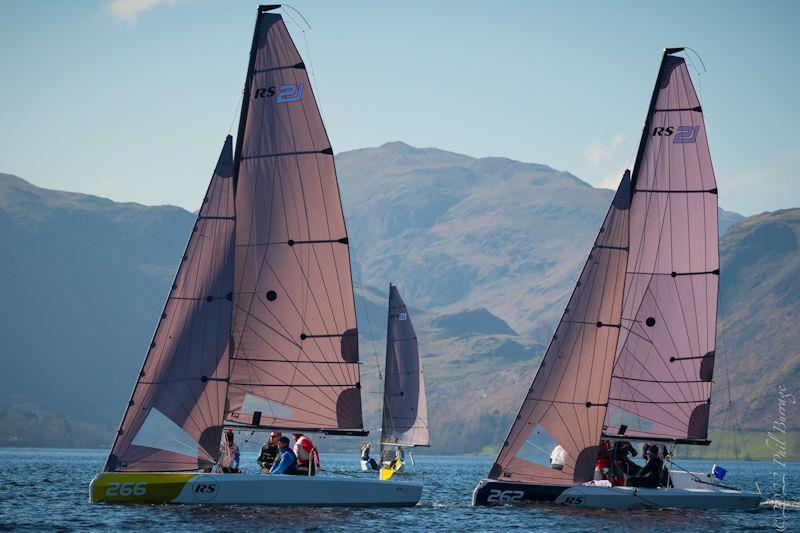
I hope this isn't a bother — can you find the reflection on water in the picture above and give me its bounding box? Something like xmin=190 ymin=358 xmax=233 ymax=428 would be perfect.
xmin=0 ymin=448 xmax=796 ymax=531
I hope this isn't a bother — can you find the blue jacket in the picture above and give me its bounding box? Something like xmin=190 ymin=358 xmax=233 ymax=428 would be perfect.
xmin=270 ymin=447 xmax=298 ymax=475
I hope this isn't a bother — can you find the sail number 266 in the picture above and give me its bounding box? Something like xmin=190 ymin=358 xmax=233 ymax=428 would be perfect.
xmin=105 ymin=482 xmax=147 ymax=497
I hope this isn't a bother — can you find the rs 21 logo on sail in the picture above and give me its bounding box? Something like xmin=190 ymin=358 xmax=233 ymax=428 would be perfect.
xmin=652 ymin=125 xmax=700 ymax=144
xmin=253 ymin=83 xmax=304 ymax=103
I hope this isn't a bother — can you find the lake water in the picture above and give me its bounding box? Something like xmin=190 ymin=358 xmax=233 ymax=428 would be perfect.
xmin=0 ymin=448 xmax=796 ymax=531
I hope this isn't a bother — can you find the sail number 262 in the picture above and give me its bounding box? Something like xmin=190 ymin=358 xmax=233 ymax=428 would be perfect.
xmin=105 ymin=481 xmax=147 ymax=497
xmin=486 ymin=489 xmax=524 ymax=504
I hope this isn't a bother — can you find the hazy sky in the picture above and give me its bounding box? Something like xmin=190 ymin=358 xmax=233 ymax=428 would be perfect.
xmin=1 ymin=0 xmax=798 ymax=215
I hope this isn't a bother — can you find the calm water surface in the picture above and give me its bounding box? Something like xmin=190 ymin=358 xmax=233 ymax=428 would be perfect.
xmin=0 ymin=448 xmax=796 ymax=531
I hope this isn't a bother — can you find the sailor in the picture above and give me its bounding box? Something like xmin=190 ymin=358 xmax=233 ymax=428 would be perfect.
xmin=593 ymin=440 xmax=611 ymax=480
xmin=395 ymin=445 xmax=405 ymax=464
xmin=611 ymin=440 xmax=640 ymax=481
xmin=361 ymin=442 xmax=379 ymax=471
xmin=219 ymin=429 xmax=240 ymax=473
xmin=257 ymin=431 xmax=281 ymax=473
xmin=292 ymin=433 xmax=317 ymax=475
xmin=269 ymin=436 xmax=299 ymax=475
xmin=627 ymin=445 xmax=663 ymax=488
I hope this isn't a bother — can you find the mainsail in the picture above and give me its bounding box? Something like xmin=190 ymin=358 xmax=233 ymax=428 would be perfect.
xmin=380 ymin=285 xmax=429 ymax=450
xmin=104 ymin=6 xmax=366 ymax=473
xmin=223 ymin=7 xmax=364 ymax=434
xmin=604 ymin=49 xmax=718 ymax=442
xmin=105 ymin=137 xmax=235 ymax=472
xmin=488 ymin=48 xmax=718 ymax=486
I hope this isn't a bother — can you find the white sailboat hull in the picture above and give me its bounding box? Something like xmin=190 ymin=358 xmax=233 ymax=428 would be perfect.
xmin=555 ymin=485 xmax=761 ymax=510
xmin=90 ymin=472 xmax=421 ymax=507
xmin=473 ymin=471 xmax=761 ymax=510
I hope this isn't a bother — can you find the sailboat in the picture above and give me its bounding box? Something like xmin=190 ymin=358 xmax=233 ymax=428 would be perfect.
xmin=472 ymin=48 xmax=761 ymax=510
xmin=376 ymin=285 xmax=429 ymax=480
xmin=89 ymin=5 xmax=421 ymax=506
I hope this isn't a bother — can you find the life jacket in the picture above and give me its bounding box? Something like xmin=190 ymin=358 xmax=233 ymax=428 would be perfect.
xmin=294 ymin=436 xmax=314 ymax=466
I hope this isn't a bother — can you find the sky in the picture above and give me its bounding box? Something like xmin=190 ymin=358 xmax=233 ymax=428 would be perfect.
xmin=1 ymin=0 xmax=798 ymax=216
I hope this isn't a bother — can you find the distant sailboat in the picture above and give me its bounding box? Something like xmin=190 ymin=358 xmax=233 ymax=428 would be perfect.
xmin=472 ymin=48 xmax=761 ymax=510
xmin=377 ymin=285 xmax=429 ymax=480
xmin=89 ymin=4 xmax=421 ymax=506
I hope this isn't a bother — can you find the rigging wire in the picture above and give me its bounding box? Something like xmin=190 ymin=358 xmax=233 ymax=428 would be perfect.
xmin=281 ymin=5 xmax=327 ymax=122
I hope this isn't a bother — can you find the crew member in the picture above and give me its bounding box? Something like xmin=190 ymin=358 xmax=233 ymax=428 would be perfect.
xmin=627 ymin=445 xmax=663 ymax=488
xmin=219 ymin=429 xmax=240 ymax=473
xmin=292 ymin=433 xmax=317 ymax=475
xmin=361 ymin=442 xmax=379 ymax=471
xmin=611 ymin=440 xmax=640 ymax=484
xmin=257 ymin=431 xmax=281 ymax=473
xmin=269 ymin=436 xmax=299 ymax=475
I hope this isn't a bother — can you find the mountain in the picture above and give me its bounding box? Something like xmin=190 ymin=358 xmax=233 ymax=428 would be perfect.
xmin=718 ymin=207 xmax=745 ymax=237
xmin=3 ymin=143 xmax=790 ymax=459
xmin=0 ymin=173 xmax=194 ymax=435
xmin=716 ymin=208 xmax=800 ymax=432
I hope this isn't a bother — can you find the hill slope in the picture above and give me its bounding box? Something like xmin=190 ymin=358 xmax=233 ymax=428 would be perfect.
xmin=3 ymin=143 xmax=791 ymax=458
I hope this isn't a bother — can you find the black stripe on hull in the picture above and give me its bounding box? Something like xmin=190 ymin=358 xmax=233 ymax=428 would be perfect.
xmin=471 ymin=479 xmax=566 ymax=506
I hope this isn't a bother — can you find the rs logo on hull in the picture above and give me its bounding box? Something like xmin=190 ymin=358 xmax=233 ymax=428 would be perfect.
xmin=652 ymin=125 xmax=700 ymax=144
xmin=254 ymin=83 xmax=305 ymax=103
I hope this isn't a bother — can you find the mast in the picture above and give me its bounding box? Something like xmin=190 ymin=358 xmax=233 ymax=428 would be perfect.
xmin=630 ymin=47 xmax=684 ymax=192
xmin=232 ymin=4 xmax=279 ymax=193
xmin=379 ymin=284 xmax=392 ymax=462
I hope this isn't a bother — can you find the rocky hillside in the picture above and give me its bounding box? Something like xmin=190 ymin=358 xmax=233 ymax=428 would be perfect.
xmin=1 ymin=143 xmax=793 ymax=457
xmin=717 ymin=208 xmax=800 ymax=431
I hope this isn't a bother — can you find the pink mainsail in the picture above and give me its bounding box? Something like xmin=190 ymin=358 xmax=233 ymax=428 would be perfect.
xmin=381 ymin=285 xmax=429 ymax=451
xmin=105 ymin=136 xmax=235 ymax=472
xmin=225 ymin=8 xmax=364 ymax=433
xmin=604 ymin=50 xmax=718 ymax=442
xmin=488 ymin=48 xmax=718 ymax=486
